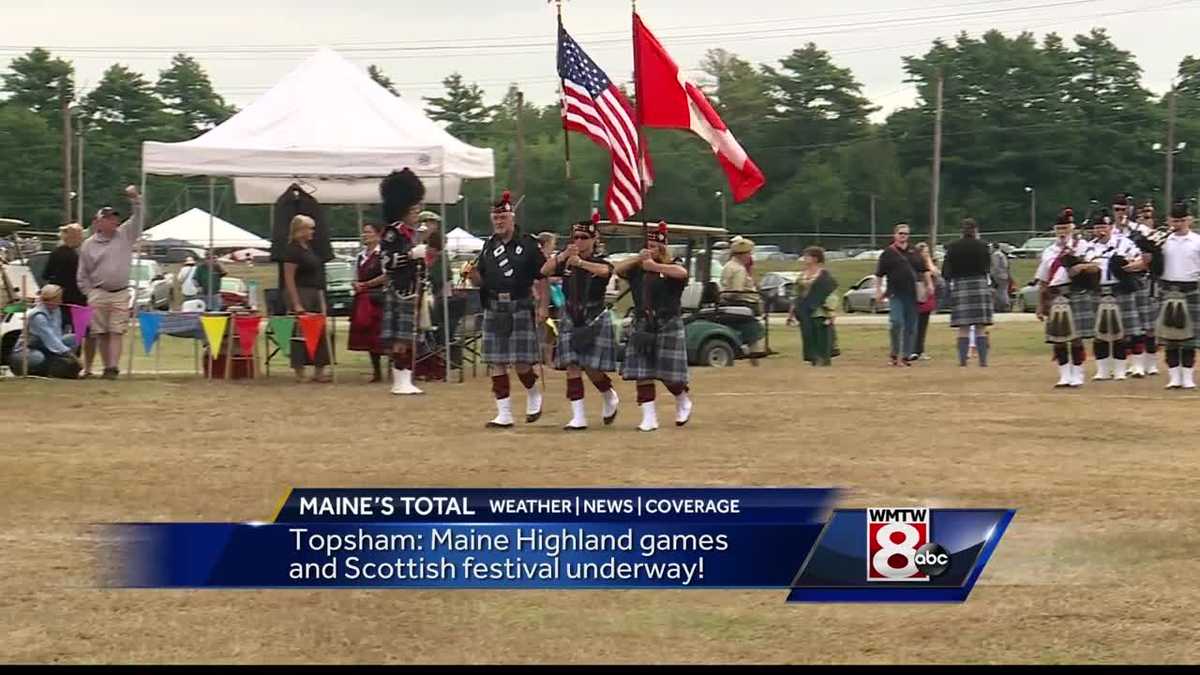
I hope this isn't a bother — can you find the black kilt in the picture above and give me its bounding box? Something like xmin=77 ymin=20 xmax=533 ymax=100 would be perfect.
xmin=620 ymin=316 xmax=689 ymax=384
xmin=949 ymin=275 xmax=993 ymax=327
xmin=555 ymin=311 xmax=618 ymax=372
xmin=1100 ymin=286 xmax=1143 ymax=338
xmin=379 ymin=289 xmax=417 ymax=344
xmin=1156 ymin=283 xmax=1200 ymax=349
xmin=483 ymin=300 xmax=540 ymax=365
xmin=1044 ymin=286 xmax=1096 ymax=343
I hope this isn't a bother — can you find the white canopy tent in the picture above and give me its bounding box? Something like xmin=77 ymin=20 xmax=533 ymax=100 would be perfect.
xmin=144 ymin=208 xmax=270 ymax=249
xmin=444 ymin=227 xmax=485 ymax=255
xmin=138 ymin=47 xmax=496 ymax=381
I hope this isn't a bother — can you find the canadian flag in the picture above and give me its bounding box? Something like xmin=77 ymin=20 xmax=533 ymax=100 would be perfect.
xmin=632 ymin=12 xmax=765 ymax=203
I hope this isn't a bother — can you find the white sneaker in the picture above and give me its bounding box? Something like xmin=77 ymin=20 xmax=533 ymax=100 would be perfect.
xmin=1112 ymin=359 xmax=1128 ymax=381
xmin=525 ymin=386 xmax=543 ymax=423
xmin=487 ymin=397 xmax=515 ymax=428
xmin=391 ymin=368 xmax=424 ymax=395
xmin=1183 ymin=367 xmax=1197 ymax=390
xmin=1165 ymin=367 xmax=1183 ymax=390
xmin=601 ymin=389 xmax=619 ymax=426
xmin=1146 ymin=352 xmax=1160 ymax=375
xmin=1069 ymin=364 xmax=1085 ymax=387
xmin=1055 ymin=364 xmax=1072 ymax=388
xmin=1092 ymin=358 xmax=1112 ymax=381
xmin=564 ymin=399 xmax=588 ymax=431
xmin=637 ymin=402 xmax=659 ymax=432
xmin=674 ymin=392 xmax=693 ymax=427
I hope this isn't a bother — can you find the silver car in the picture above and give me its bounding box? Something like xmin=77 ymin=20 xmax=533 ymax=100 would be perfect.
xmin=842 ymin=275 xmax=889 ymax=313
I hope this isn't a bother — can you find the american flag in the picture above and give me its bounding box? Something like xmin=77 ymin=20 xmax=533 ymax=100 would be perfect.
xmin=557 ymin=22 xmax=651 ymax=223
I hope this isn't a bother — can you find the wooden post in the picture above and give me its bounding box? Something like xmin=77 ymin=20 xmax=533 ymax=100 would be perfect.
xmin=224 ymin=313 xmax=234 ymax=383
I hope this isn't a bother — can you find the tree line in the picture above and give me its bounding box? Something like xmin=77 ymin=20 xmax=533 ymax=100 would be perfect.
xmin=1 ymin=28 xmax=1197 ymax=246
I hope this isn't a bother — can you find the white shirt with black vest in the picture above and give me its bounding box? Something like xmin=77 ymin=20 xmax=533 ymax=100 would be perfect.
xmin=1088 ymin=236 xmax=1141 ymax=287
xmin=1160 ymin=231 xmax=1200 ymax=283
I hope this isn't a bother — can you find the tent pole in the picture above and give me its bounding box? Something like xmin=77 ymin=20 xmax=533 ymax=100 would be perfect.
xmin=441 ymin=174 xmax=451 ymax=383
xmin=127 ymin=172 xmax=147 ymax=379
xmin=208 ymin=177 xmax=215 ymax=308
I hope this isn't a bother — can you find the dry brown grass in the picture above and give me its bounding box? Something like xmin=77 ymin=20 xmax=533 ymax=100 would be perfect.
xmin=1 ymin=323 xmax=1198 ymax=664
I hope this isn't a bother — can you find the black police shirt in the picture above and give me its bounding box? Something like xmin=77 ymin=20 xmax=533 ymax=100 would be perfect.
xmin=555 ymin=253 xmax=612 ymax=318
xmin=475 ymin=232 xmax=546 ymax=302
xmin=621 ymin=258 xmax=687 ymax=318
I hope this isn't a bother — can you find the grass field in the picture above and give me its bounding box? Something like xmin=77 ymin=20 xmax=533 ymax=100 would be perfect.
xmin=2 ymin=316 xmax=1199 ymax=664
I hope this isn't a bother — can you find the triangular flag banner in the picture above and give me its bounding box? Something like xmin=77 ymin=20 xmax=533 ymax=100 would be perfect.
xmin=297 ymin=314 xmax=325 ymax=360
xmin=268 ymin=316 xmax=295 ymax=359
xmin=200 ymin=315 xmax=230 ymax=359
xmin=138 ymin=312 xmax=163 ymax=354
xmin=235 ymin=316 xmax=262 ymax=357
xmin=69 ymin=305 xmax=93 ymax=339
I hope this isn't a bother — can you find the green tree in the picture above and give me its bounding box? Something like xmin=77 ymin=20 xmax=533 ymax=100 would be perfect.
xmin=368 ymin=65 xmax=399 ymax=96
xmin=156 ymin=53 xmax=236 ymax=137
xmin=423 ymin=73 xmax=496 ymax=143
xmin=0 ymin=48 xmax=74 ymax=117
xmin=0 ymin=106 xmax=61 ymax=226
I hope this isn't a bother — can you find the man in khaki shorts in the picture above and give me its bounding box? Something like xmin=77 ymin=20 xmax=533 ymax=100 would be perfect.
xmin=77 ymin=185 xmax=141 ymax=379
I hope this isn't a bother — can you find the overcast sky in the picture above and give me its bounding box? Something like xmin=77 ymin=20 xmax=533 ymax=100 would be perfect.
xmin=2 ymin=0 xmax=1196 ymax=121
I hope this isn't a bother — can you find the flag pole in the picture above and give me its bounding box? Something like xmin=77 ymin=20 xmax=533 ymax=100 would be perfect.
xmin=554 ymin=0 xmax=572 ymax=182
xmin=632 ymin=0 xmax=649 ymax=242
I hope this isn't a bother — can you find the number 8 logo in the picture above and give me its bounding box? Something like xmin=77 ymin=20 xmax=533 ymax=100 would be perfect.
xmin=872 ymin=522 xmax=921 ymax=579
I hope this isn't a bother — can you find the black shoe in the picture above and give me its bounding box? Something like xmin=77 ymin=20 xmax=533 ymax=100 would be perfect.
xmin=603 ymin=411 xmax=618 ymax=426
xmin=563 ymin=424 xmax=588 ymax=431
xmin=485 ymin=421 xmax=514 ymax=429
xmin=526 ymin=411 xmax=542 ymax=424
xmin=101 ymin=367 xmax=120 ymax=380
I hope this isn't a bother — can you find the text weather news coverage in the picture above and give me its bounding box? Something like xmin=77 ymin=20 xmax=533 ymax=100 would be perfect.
xmin=107 ymin=488 xmax=1014 ymax=602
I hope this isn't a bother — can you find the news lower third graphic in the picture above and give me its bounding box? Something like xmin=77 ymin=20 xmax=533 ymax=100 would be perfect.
xmin=105 ymin=489 xmax=1014 ymax=602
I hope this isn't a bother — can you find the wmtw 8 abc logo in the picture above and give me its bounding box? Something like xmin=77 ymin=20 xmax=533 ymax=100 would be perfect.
xmin=866 ymin=507 xmax=951 ymax=581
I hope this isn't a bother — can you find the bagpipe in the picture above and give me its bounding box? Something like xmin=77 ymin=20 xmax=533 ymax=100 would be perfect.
xmin=1127 ymin=226 xmax=1170 ymax=279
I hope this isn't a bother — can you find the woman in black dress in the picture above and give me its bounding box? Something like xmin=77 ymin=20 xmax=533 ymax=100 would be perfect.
xmin=282 ymin=215 xmax=332 ymax=382
xmin=42 ymin=223 xmax=88 ymax=357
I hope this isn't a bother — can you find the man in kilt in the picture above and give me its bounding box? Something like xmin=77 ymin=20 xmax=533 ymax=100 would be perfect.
xmin=1087 ymin=210 xmax=1145 ymax=381
xmin=942 ymin=218 xmax=993 ymax=367
xmin=540 ymin=218 xmax=619 ymax=430
xmin=1156 ymin=201 xmax=1200 ymax=390
xmin=1112 ymin=193 xmax=1160 ymax=377
xmin=1036 ymin=208 xmax=1100 ymax=388
xmin=463 ymin=191 xmax=547 ymax=428
xmin=613 ymin=221 xmax=693 ymax=432
xmin=378 ymin=169 xmax=426 ymax=396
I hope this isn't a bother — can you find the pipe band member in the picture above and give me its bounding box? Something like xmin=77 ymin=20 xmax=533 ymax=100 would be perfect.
xmin=541 ymin=218 xmax=619 ymax=430
xmin=1111 ymin=192 xmax=1158 ymax=377
xmin=1156 ymin=201 xmax=1200 ymax=390
xmin=377 ymin=169 xmax=426 ymax=396
xmin=943 ymin=218 xmax=993 ymax=367
xmin=463 ymin=190 xmax=547 ymax=428
xmin=1035 ymin=207 xmax=1099 ymax=388
xmin=1087 ymin=208 xmax=1145 ymax=381
xmin=613 ymin=221 xmax=693 ymax=432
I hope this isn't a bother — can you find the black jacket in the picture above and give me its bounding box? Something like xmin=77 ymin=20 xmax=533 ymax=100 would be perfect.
xmin=272 ymin=185 xmax=334 ymax=289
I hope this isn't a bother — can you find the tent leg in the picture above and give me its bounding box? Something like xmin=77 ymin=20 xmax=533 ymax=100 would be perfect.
xmin=207 ymin=177 xmax=215 ymax=306
xmin=127 ymin=172 xmax=147 ymax=380
xmin=441 ymin=174 xmax=451 ymax=383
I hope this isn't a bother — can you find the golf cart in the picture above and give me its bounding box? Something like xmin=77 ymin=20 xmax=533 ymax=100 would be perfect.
xmin=598 ymin=220 xmax=772 ymax=368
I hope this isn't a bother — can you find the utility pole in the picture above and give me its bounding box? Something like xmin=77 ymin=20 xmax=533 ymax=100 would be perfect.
xmin=514 ymin=89 xmax=527 ymax=223
xmin=869 ymin=193 xmax=877 ymax=248
xmin=1165 ymin=86 xmax=1176 ymax=211
xmin=60 ymin=81 xmax=73 ymax=224
xmin=76 ymin=125 xmax=84 ymax=225
xmin=929 ymin=69 xmax=944 ymax=248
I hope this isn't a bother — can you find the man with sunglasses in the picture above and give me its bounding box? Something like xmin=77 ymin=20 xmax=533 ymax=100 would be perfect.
xmin=1111 ymin=192 xmax=1158 ymax=377
xmin=874 ymin=223 xmax=932 ymax=366
xmin=541 ymin=219 xmax=619 ymax=430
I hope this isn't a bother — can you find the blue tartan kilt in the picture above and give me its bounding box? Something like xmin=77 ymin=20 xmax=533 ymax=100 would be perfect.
xmin=1100 ymin=287 xmax=1144 ymax=337
xmin=1136 ymin=277 xmax=1158 ymax=333
xmin=1044 ymin=287 xmax=1096 ymax=342
xmin=949 ymin=275 xmax=994 ymax=327
xmin=556 ymin=311 xmax=618 ymax=372
xmin=1156 ymin=284 xmax=1200 ymax=349
xmin=379 ymin=289 xmax=416 ymax=344
xmin=620 ymin=316 xmax=690 ymax=384
xmin=483 ymin=301 xmax=540 ymax=365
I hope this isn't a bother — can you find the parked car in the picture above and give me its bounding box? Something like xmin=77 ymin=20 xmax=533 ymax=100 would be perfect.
xmin=851 ymin=249 xmax=884 ymax=261
xmin=1013 ymin=278 xmax=1040 ymax=313
xmin=1011 ymin=236 xmax=1056 ymax=259
xmin=129 ymin=259 xmax=171 ymax=310
xmin=759 ymin=271 xmax=801 ymax=312
xmin=842 ymin=275 xmax=889 ymax=313
xmin=219 ymin=277 xmax=250 ymax=308
xmin=751 ymin=244 xmax=797 ymax=262
xmin=325 ymin=259 xmax=354 ymax=317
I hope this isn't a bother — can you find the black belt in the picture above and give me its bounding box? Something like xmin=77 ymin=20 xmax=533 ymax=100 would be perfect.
xmin=1160 ymin=281 xmax=1198 ymax=292
xmin=487 ymin=298 xmax=533 ymax=312
xmin=101 ymin=286 xmax=128 ymax=292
